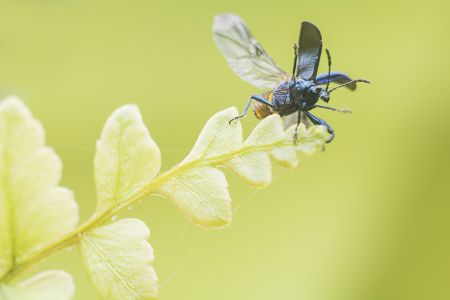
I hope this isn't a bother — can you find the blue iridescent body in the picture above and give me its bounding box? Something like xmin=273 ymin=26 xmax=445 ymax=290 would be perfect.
xmin=269 ymin=70 xmax=355 ymax=117
xmin=213 ymin=14 xmax=369 ymax=143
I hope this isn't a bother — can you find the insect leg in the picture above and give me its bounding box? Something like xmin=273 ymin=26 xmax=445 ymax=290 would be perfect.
xmin=229 ymin=95 xmax=274 ymax=124
xmin=292 ymin=44 xmax=299 ymax=78
xmin=325 ymin=49 xmax=332 ymax=91
xmin=292 ymin=111 xmax=302 ymax=144
xmin=310 ymin=104 xmax=352 ymax=113
xmin=305 ymin=111 xmax=335 ymax=143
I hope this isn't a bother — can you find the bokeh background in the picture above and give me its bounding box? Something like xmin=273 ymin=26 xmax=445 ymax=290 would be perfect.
xmin=1 ymin=0 xmax=449 ymax=299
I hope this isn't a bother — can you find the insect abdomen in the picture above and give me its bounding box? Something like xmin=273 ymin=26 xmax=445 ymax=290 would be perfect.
xmin=252 ymin=91 xmax=274 ymax=119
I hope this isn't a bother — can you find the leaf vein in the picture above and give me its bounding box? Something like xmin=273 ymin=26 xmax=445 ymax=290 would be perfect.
xmin=172 ymin=176 xmax=218 ymax=219
xmin=83 ymin=235 xmax=140 ymax=298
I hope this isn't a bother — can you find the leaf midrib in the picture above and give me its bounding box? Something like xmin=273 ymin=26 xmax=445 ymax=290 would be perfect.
xmin=0 ymin=125 xmax=324 ymax=283
xmin=112 ymin=126 xmax=124 ymax=204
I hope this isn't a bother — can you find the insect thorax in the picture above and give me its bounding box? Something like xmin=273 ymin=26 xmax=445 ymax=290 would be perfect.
xmin=252 ymin=78 xmax=324 ymax=119
xmin=272 ymin=80 xmax=300 ymax=116
xmin=252 ymin=80 xmax=300 ymax=119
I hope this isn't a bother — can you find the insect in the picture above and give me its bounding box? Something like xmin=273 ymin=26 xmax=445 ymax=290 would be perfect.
xmin=212 ymin=13 xmax=370 ymax=143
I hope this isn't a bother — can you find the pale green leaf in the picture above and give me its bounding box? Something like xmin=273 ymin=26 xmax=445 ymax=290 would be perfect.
xmin=270 ymin=145 xmax=299 ymax=169
xmin=225 ymin=152 xmax=272 ymax=188
xmin=155 ymin=108 xmax=238 ymax=227
xmin=95 ymin=105 xmax=161 ymax=212
xmin=224 ymin=114 xmax=285 ymax=187
xmin=0 ymin=96 xmax=78 ymax=277
xmin=0 ymin=270 xmax=75 ymax=300
xmin=289 ymin=124 xmax=329 ymax=155
xmin=155 ymin=108 xmax=328 ymax=227
xmin=157 ymin=167 xmax=231 ymax=227
xmin=244 ymin=114 xmax=286 ymax=146
xmin=183 ymin=107 xmax=242 ymax=162
xmin=80 ymin=218 xmax=158 ymax=300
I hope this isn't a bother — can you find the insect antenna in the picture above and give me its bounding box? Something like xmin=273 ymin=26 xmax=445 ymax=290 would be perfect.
xmin=292 ymin=43 xmax=298 ymax=79
xmin=325 ymin=49 xmax=332 ymax=91
xmin=328 ymin=79 xmax=371 ymax=93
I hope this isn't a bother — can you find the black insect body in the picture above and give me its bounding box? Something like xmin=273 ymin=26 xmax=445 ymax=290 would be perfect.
xmin=213 ymin=14 xmax=369 ymax=143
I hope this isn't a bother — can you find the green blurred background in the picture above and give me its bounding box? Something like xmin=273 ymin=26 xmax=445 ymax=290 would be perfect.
xmin=1 ymin=0 xmax=449 ymax=299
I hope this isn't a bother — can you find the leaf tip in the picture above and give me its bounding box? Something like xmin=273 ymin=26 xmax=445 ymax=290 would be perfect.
xmin=195 ymin=213 xmax=233 ymax=228
xmin=0 ymin=95 xmax=32 ymax=119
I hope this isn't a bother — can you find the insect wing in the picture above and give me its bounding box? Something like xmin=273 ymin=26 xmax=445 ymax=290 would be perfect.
xmin=296 ymin=21 xmax=322 ymax=80
xmin=213 ymin=13 xmax=289 ymax=89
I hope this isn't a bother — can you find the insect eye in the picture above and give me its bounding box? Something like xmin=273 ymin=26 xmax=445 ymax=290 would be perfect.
xmin=315 ymin=87 xmax=322 ymax=93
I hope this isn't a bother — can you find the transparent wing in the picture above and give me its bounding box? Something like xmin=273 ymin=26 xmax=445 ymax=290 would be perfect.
xmin=296 ymin=21 xmax=322 ymax=80
xmin=213 ymin=13 xmax=289 ymax=89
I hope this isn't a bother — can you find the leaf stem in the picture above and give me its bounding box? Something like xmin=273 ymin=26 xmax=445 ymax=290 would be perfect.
xmin=0 ymin=138 xmax=301 ymax=283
